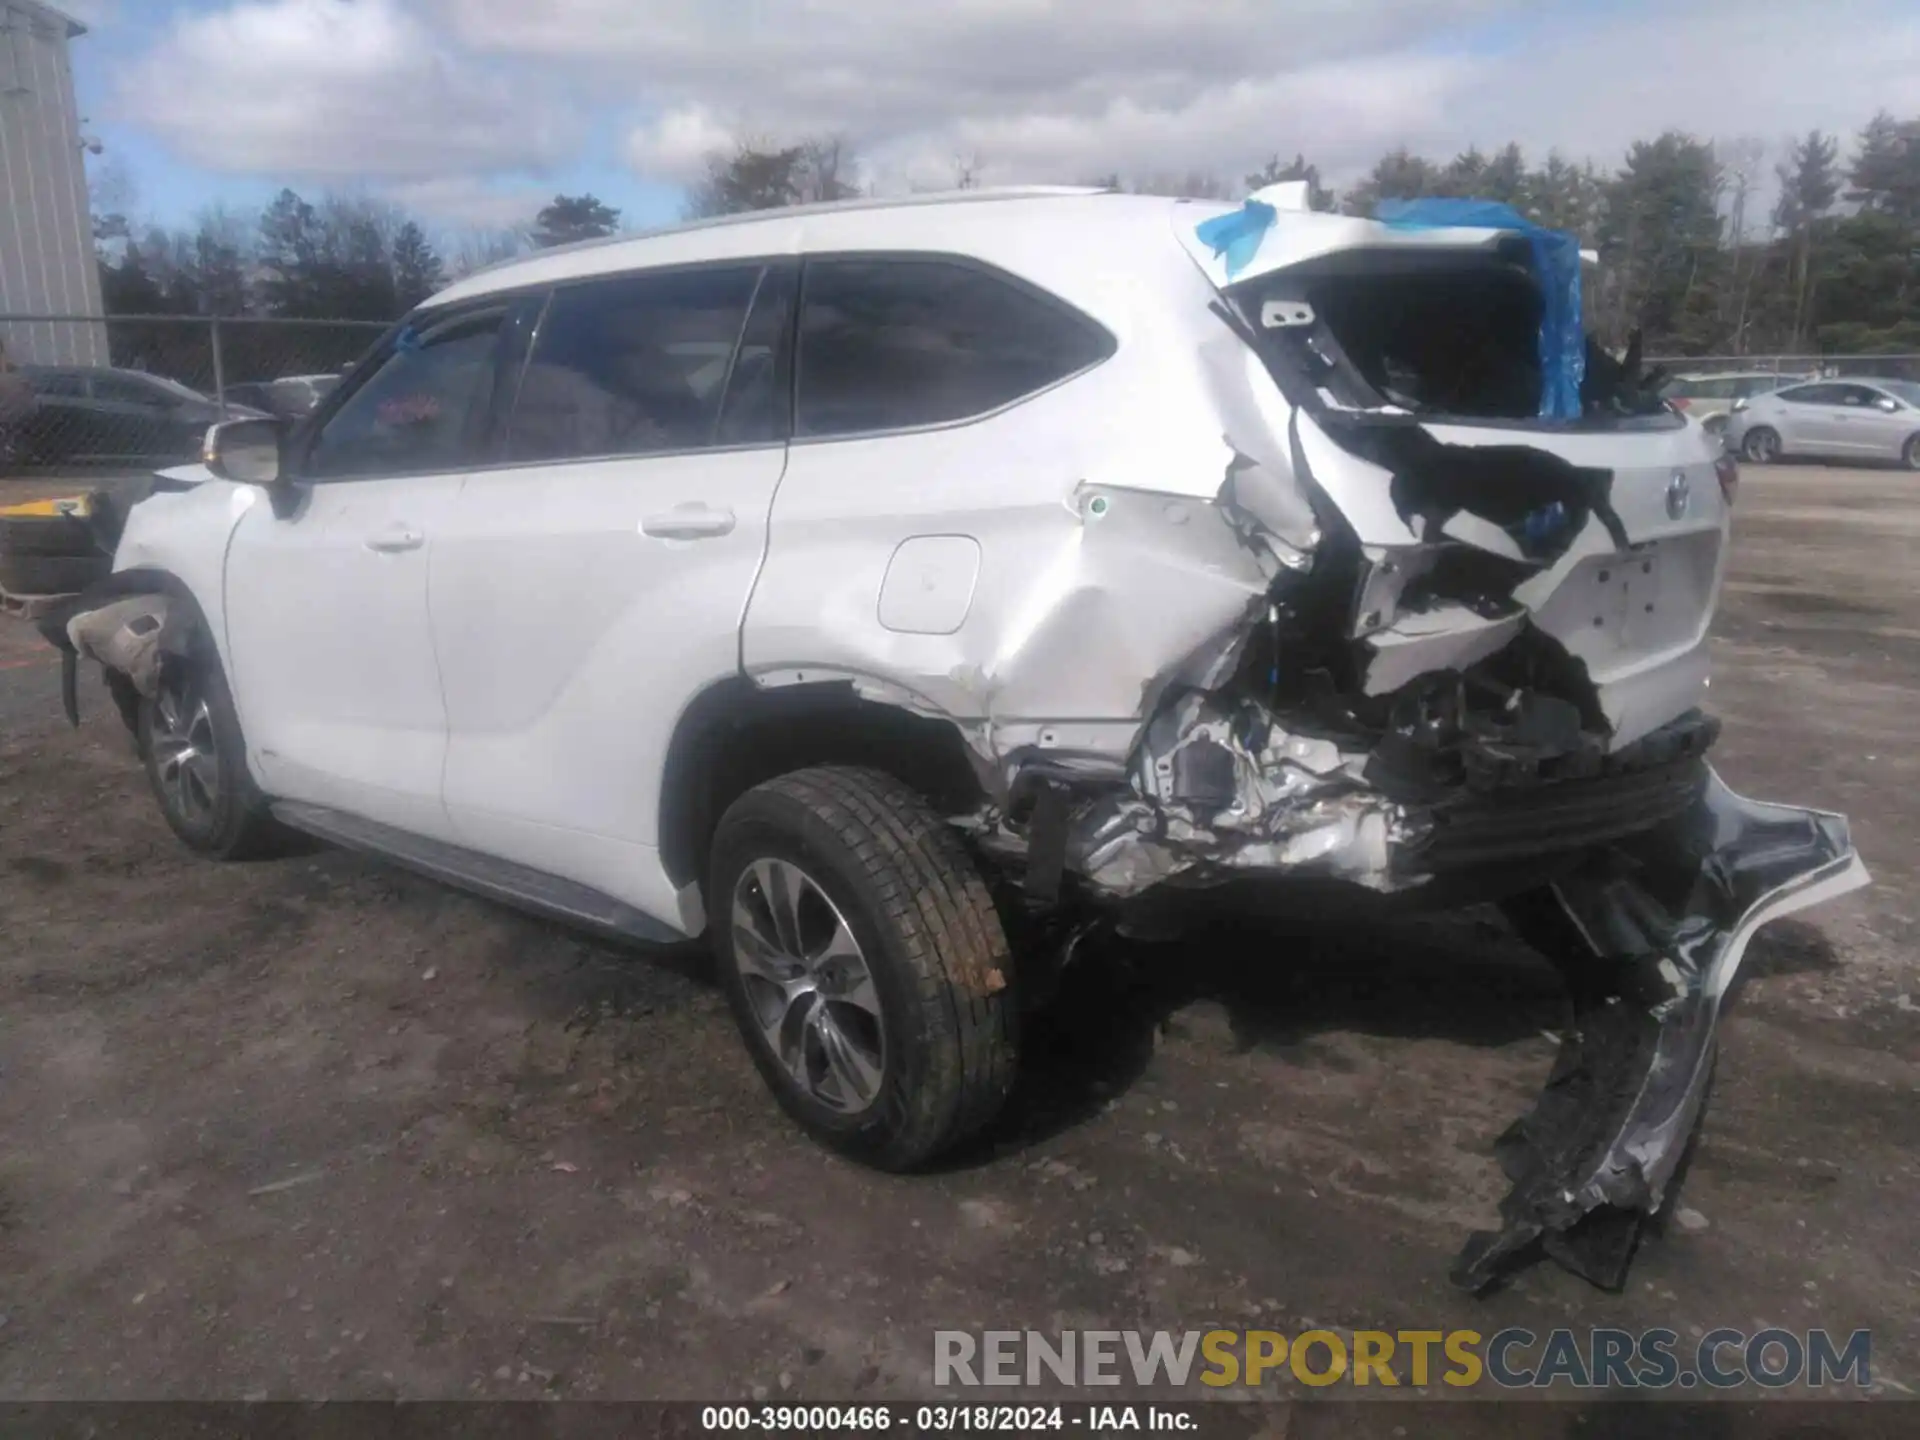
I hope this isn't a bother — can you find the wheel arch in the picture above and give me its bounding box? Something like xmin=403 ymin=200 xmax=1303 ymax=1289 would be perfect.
xmin=657 ymin=676 xmax=994 ymax=895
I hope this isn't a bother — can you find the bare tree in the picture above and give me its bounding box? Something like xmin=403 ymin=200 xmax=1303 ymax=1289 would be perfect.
xmin=687 ymin=136 xmax=863 ymax=217
xmin=1719 ymin=137 xmax=1768 ymax=353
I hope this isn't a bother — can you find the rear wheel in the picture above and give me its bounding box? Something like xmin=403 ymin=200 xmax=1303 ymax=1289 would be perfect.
xmin=1742 ymin=426 xmax=1780 ymax=464
xmin=709 ymin=765 xmax=1017 ymax=1170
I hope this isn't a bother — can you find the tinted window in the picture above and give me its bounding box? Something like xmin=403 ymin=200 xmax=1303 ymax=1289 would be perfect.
xmin=1835 ymin=384 xmax=1884 ymax=407
xmin=93 ymin=374 xmax=170 ymax=407
xmin=795 ymin=259 xmax=1113 ymax=438
xmin=1776 ymin=384 xmax=1829 ymax=405
xmin=716 ymin=266 xmax=796 ymax=446
xmin=506 ymin=266 xmax=761 ymax=463
xmin=304 ymin=309 xmax=505 ymax=480
xmin=30 ymin=370 xmax=84 ymax=398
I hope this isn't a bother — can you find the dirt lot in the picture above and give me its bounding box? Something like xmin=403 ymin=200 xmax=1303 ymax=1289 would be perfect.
xmin=0 ymin=464 xmax=1915 ymax=1404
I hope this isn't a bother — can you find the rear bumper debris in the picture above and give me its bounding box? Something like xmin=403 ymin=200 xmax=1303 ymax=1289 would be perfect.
xmin=1453 ymin=769 xmax=1868 ymax=1292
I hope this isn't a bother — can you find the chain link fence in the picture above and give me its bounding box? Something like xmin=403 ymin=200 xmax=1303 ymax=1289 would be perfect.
xmin=1646 ymin=354 xmax=1920 ymax=382
xmin=0 ymin=314 xmax=388 ymax=476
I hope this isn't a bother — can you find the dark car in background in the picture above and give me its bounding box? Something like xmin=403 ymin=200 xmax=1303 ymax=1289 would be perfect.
xmin=19 ymin=366 xmax=267 ymax=465
xmin=223 ymin=373 xmax=340 ymax=421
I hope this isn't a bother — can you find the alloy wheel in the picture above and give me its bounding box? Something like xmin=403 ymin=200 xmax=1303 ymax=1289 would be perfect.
xmin=730 ymin=858 xmax=887 ymax=1115
xmin=148 ymin=672 xmax=221 ymax=828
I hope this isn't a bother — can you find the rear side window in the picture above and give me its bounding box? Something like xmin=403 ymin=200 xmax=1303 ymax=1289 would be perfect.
xmin=505 ymin=265 xmax=761 ymax=463
xmin=795 ymin=258 xmax=1113 ymax=438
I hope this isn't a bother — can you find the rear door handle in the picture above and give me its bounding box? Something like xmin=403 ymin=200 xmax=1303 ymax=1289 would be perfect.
xmin=642 ymin=504 xmax=736 ymax=540
xmin=365 ymin=525 xmax=425 ymax=553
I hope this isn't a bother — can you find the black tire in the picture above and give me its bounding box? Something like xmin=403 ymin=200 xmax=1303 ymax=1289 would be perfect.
xmin=0 ymin=550 xmax=111 ymax=596
xmin=1742 ymin=426 xmax=1780 ymax=464
xmin=1903 ymin=434 xmax=1920 ymax=471
xmin=0 ymin=508 xmax=99 ymax=557
xmin=137 ymin=642 xmax=281 ymax=860
xmin=709 ymin=765 xmax=1017 ymax=1170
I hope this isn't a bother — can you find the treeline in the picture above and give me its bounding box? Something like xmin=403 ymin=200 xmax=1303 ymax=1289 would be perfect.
xmin=92 ymin=110 xmax=1920 ymax=361
xmin=92 ymin=190 xmax=625 ymax=324
xmin=689 ymin=112 xmax=1920 ymax=357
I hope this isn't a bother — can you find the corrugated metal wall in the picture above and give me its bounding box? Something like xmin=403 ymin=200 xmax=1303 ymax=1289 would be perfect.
xmin=0 ymin=0 xmax=106 ymax=367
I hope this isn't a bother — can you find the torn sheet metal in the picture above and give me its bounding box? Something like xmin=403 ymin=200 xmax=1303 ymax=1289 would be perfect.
xmin=66 ymin=595 xmax=174 ymax=699
xmin=35 ymin=577 xmax=196 ymax=728
xmin=1453 ymin=770 xmax=1869 ymax=1293
xmin=1361 ymin=604 xmax=1527 ymax=697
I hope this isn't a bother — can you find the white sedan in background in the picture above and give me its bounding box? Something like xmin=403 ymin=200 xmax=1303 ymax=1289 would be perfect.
xmin=1723 ymin=376 xmax=1920 ymax=468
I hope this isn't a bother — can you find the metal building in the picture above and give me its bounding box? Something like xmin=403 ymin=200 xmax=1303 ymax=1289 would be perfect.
xmin=1 ymin=0 xmax=105 ymax=366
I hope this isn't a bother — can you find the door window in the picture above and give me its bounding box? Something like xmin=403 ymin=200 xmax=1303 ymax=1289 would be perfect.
xmin=1834 ymin=384 xmax=1886 ymax=408
xmin=91 ymin=374 xmax=170 ymax=408
xmin=304 ymin=309 xmax=507 ymax=480
xmin=1778 ymin=383 xmax=1846 ymax=406
xmin=794 ymin=258 xmax=1114 ymax=438
xmin=504 ymin=265 xmax=762 ymax=463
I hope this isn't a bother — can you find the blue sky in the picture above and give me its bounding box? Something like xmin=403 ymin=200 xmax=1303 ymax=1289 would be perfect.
xmin=59 ymin=0 xmax=1920 ymax=243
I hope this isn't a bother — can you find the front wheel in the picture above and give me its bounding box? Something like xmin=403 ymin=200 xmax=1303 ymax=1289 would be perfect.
xmin=709 ymin=766 xmax=1018 ymax=1170
xmin=1903 ymin=434 xmax=1920 ymax=471
xmin=138 ymin=648 xmax=281 ymax=859
xmin=1742 ymin=426 xmax=1780 ymax=464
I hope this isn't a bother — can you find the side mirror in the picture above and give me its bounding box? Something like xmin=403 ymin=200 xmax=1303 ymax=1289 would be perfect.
xmin=202 ymin=417 xmax=285 ymax=485
xmin=1875 ymin=397 xmax=1899 ymax=412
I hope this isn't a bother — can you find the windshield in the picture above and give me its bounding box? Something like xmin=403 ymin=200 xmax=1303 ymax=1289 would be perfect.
xmin=1880 ymin=380 xmax=1920 ymax=406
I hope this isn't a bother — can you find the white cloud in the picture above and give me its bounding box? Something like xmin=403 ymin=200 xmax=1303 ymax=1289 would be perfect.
xmin=624 ymin=106 xmax=737 ymax=184
xmin=115 ymin=0 xmax=581 ymax=181
xmin=382 ymin=176 xmax=544 ymax=232
xmin=109 ymin=0 xmax=1920 ymax=218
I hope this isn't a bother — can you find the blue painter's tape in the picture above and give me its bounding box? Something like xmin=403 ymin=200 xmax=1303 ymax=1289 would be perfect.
xmin=1375 ymin=198 xmax=1586 ymax=421
xmin=1194 ymin=200 xmax=1278 ymax=281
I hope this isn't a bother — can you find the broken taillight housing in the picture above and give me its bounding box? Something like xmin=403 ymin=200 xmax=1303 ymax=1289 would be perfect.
xmin=1715 ymin=453 xmax=1740 ymax=507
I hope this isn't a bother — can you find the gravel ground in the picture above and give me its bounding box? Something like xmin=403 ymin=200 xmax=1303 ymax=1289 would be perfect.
xmin=0 ymin=464 xmax=1914 ymax=1408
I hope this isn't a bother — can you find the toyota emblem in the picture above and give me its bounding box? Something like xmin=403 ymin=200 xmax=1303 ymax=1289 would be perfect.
xmin=1666 ymin=471 xmax=1692 ymax=519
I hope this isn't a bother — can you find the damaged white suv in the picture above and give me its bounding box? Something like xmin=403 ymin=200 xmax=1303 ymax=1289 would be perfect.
xmin=42 ymin=186 xmax=1867 ymax=1293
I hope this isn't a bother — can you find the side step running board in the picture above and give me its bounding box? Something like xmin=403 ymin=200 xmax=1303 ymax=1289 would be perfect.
xmin=270 ymin=801 xmax=689 ymax=948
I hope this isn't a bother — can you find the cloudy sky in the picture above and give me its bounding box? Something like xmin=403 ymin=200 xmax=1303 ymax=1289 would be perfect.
xmin=58 ymin=0 xmax=1920 ymax=234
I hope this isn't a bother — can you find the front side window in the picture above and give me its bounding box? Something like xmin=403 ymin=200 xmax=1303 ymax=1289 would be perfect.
xmin=795 ymin=258 xmax=1114 ymax=438
xmin=304 ymin=309 xmax=506 ymax=480
xmin=504 ymin=265 xmax=762 ymax=463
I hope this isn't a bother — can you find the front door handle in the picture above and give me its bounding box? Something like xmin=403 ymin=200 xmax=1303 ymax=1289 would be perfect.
xmin=365 ymin=525 xmax=425 ymax=553
xmin=642 ymin=504 xmax=736 ymax=540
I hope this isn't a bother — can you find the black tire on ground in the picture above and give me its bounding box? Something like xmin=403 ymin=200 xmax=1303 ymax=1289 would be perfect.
xmin=1742 ymin=426 xmax=1780 ymax=464
xmin=0 ymin=550 xmax=111 ymax=596
xmin=1903 ymin=434 xmax=1920 ymax=471
xmin=0 ymin=508 xmax=99 ymax=558
xmin=136 ymin=641 xmax=282 ymax=860
xmin=709 ymin=765 xmax=1018 ymax=1171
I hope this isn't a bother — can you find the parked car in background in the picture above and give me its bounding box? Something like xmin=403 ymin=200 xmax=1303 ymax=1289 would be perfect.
xmin=1724 ymin=377 xmax=1920 ymax=468
xmin=224 ymin=374 xmax=341 ymax=421
xmin=1661 ymin=372 xmax=1794 ymax=434
xmin=20 ymin=366 xmax=267 ymax=465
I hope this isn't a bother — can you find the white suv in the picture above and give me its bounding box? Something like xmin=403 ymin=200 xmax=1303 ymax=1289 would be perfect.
xmin=42 ymin=187 xmax=1866 ymax=1292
